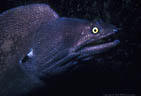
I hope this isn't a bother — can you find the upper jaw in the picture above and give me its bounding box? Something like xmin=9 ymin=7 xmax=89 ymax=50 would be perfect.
xmin=72 ymin=30 xmax=120 ymax=56
xmin=85 ymin=31 xmax=118 ymax=47
xmin=78 ymin=30 xmax=118 ymax=49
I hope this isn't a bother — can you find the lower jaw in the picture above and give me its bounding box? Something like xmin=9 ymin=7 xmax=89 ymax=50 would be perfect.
xmin=77 ymin=39 xmax=120 ymax=55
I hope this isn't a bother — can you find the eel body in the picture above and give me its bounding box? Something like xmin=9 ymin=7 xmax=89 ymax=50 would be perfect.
xmin=0 ymin=4 xmax=119 ymax=96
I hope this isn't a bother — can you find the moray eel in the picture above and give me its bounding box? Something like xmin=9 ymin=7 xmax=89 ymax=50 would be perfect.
xmin=0 ymin=4 xmax=120 ymax=96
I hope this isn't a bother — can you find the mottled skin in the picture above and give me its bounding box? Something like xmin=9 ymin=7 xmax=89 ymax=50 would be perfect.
xmin=0 ymin=4 xmax=119 ymax=96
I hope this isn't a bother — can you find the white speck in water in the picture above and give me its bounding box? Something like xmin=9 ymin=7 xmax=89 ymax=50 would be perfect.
xmin=27 ymin=48 xmax=34 ymax=57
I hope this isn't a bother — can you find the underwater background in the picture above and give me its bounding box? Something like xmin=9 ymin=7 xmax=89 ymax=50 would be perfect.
xmin=0 ymin=0 xmax=139 ymax=95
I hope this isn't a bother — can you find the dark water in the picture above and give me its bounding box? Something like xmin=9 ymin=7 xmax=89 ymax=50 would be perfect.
xmin=0 ymin=0 xmax=138 ymax=95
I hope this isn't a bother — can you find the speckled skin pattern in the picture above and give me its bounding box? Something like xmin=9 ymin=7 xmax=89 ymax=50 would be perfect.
xmin=0 ymin=4 xmax=59 ymax=96
xmin=0 ymin=4 xmax=119 ymax=96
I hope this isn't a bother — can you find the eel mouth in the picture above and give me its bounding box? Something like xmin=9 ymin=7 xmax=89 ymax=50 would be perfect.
xmin=73 ymin=31 xmax=120 ymax=61
xmin=74 ymin=31 xmax=120 ymax=55
xmin=86 ymin=33 xmax=119 ymax=48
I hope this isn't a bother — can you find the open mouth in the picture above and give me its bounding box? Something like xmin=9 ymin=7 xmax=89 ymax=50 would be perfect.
xmin=86 ymin=33 xmax=119 ymax=47
xmin=74 ymin=32 xmax=120 ymax=61
xmin=74 ymin=31 xmax=120 ymax=55
xmin=73 ymin=30 xmax=120 ymax=55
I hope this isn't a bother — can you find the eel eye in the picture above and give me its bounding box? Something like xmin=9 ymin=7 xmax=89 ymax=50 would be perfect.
xmin=92 ymin=27 xmax=99 ymax=34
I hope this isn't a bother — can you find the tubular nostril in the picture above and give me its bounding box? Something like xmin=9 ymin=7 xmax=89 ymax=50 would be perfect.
xmin=113 ymin=29 xmax=118 ymax=33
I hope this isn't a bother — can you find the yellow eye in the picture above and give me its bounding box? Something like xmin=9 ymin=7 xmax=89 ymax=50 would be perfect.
xmin=92 ymin=27 xmax=99 ymax=34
